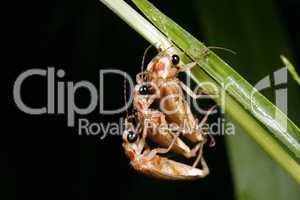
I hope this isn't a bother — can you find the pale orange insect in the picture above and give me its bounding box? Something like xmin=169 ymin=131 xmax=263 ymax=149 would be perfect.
xmin=122 ymin=48 xmax=216 ymax=180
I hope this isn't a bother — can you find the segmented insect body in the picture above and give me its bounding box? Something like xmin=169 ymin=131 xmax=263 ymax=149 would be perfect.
xmin=122 ymin=49 xmax=215 ymax=180
xmin=145 ymin=51 xmax=215 ymax=144
xmin=133 ymin=73 xmax=204 ymax=158
xmin=133 ymin=73 xmax=200 ymax=158
xmin=122 ymin=118 xmax=209 ymax=180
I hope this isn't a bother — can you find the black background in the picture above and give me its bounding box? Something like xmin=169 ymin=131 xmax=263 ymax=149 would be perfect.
xmin=4 ymin=0 xmax=300 ymax=199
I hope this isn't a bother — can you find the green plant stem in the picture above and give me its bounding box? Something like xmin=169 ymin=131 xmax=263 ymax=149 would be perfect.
xmin=99 ymin=0 xmax=300 ymax=184
xmin=99 ymin=0 xmax=171 ymax=49
xmin=188 ymin=57 xmax=300 ymax=184
xmin=132 ymin=0 xmax=300 ymax=159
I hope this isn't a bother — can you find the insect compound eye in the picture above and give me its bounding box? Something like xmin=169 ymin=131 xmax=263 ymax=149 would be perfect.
xmin=171 ymin=54 xmax=180 ymax=65
xmin=138 ymin=84 xmax=154 ymax=95
xmin=127 ymin=131 xmax=138 ymax=143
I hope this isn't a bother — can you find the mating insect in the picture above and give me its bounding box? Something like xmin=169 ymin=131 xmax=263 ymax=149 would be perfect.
xmin=133 ymin=72 xmax=203 ymax=159
xmin=122 ymin=116 xmax=209 ymax=180
xmin=145 ymin=50 xmax=216 ymax=145
xmin=122 ymin=47 xmax=216 ymax=180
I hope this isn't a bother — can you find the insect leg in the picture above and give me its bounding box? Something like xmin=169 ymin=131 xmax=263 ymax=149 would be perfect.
xmin=194 ymin=157 xmax=209 ymax=177
xmin=145 ymin=110 xmax=195 ymax=158
xmin=207 ymin=134 xmax=216 ymax=147
xmin=178 ymin=62 xmax=197 ymax=72
xmin=188 ymin=143 xmax=202 ymax=157
xmin=143 ymin=131 xmax=180 ymax=161
xmin=198 ymin=106 xmax=216 ymax=127
xmin=136 ymin=71 xmax=150 ymax=84
xmin=179 ymin=81 xmax=204 ymax=99
xmin=136 ymin=122 xmax=148 ymax=154
xmin=192 ymin=143 xmax=204 ymax=168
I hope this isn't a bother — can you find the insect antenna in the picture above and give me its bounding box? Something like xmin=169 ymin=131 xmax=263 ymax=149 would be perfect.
xmin=140 ymin=43 xmax=175 ymax=72
xmin=123 ymin=72 xmax=128 ymax=119
xmin=157 ymin=44 xmax=175 ymax=56
xmin=141 ymin=44 xmax=154 ymax=73
xmin=207 ymin=46 xmax=237 ymax=55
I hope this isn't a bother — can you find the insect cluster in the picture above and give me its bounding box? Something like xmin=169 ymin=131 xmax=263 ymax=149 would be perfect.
xmin=122 ymin=48 xmax=216 ymax=180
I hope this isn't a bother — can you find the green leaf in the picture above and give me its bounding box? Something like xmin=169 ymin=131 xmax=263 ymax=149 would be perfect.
xmin=281 ymin=56 xmax=300 ymax=85
xmin=131 ymin=0 xmax=300 ymax=183
xmin=132 ymin=0 xmax=300 ymax=159
xmin=99 ymin=0 xmax=300 ymax=187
